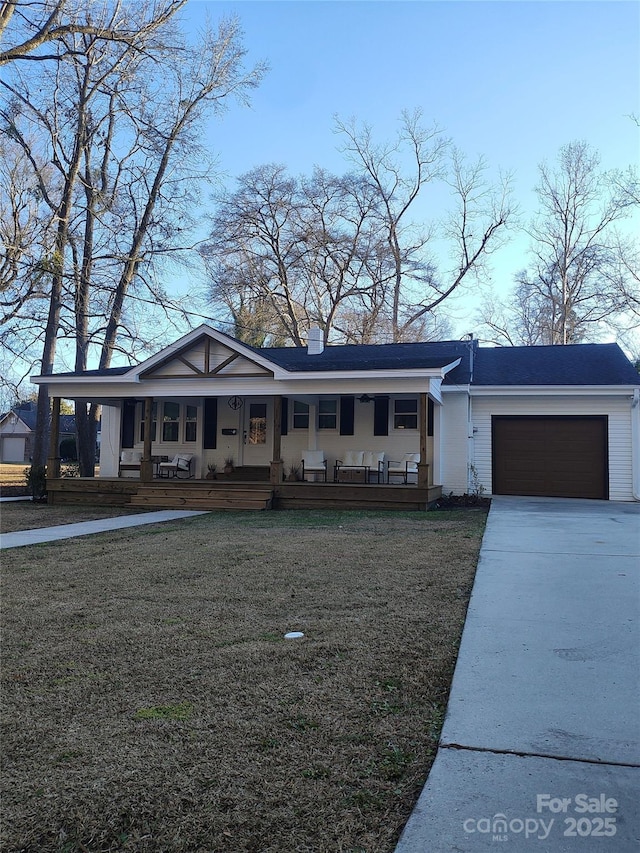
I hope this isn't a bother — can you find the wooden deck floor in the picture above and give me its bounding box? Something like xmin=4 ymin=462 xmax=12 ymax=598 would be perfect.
xmin=46 ymin=477 xmax=442 ymax=511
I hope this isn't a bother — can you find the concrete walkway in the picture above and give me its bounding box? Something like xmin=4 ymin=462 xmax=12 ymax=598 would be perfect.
xmin=396 ymin=496 xmax=640 ymax=852
xmin=0 ymin=510 xmax=208 ymax=549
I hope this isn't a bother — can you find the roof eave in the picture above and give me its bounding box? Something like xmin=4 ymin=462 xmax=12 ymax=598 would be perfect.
xmin=470 ymin=384 xmax=640 ymax=395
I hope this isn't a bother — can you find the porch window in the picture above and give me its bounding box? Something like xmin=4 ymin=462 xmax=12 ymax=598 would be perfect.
xmin=394 ymin=398 xmax=418 ymax=430
xmin=318 ymin=399 xmax=337 ymax=430
xmin=185 ymin=405 xmax=198 ymax=442
xmin=162 ymin=401 xmax=180 ymax=441
xmin=139 ymin=402 xmax=157 ymax=442
xmin=293 ymin=401 xmax=309 ymax=430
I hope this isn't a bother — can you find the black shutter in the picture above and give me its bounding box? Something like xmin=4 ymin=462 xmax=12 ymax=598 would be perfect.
xmin=373 ymin=396 xmax=389 ymax=436
xmin=203 ymin=398 xmax=218 ymax=449
xmin=121 ymin=400 xmax=136 ymax=448
xmin=340 ymin=395 xmax=355 ymax=435
xmin=281 ymin=397 xmax=288 ymax=436
xmin=428 ymin=398 xmax=434 ymax=437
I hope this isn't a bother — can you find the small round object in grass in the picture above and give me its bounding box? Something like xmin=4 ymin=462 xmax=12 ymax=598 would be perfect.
xmin=284 ymin=631 xmax=304 ymax=639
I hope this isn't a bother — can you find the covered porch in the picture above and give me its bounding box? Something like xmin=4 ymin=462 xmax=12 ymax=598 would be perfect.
xmin=37 ymin=325 xmax=458 ymax=509
xmin=46 ymin=388 xmax=440 ymax=489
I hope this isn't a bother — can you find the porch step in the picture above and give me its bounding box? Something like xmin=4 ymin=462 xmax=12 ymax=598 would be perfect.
xmin=130 ymin=484 xmax=273 ymax=511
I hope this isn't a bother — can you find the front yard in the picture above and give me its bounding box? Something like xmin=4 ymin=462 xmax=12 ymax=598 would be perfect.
xmin=1 ymin=507 xmax=487 ymax=852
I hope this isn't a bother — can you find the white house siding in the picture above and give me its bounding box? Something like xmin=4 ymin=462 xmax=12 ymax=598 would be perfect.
xmin=440 ymin=390 xmax=471 ymax=494
xmin=471 ymin=395 xmax=635 ymax=502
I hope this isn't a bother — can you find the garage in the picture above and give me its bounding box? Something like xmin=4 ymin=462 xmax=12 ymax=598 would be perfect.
xmin=492 ymin=416 xmax=609 ymax=500
xmin=1 ymin=436 xmax=26 ymax=463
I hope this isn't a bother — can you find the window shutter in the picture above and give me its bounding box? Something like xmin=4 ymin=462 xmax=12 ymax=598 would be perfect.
xmin=121 ymin=400 xmax=136 ymax=448
xmin=281 ymin=397 xmax=288 ymax=436
xmin=428 ymin=398 xmax=434 ymax=437
xmin=373 ymin=396 xmax=389 ymax=436
xmin=340 ymin=395 xmax=355 ymax=435
xmin=203 ymin=398 xmax=218 ymax=449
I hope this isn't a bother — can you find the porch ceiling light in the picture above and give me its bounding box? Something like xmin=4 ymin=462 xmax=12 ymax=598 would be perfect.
xmin=358 ymin=394 xmax=374 ymax=403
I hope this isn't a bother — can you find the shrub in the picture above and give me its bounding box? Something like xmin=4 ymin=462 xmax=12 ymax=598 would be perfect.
xmin=24 ymin=464 xmax=47 ymax=500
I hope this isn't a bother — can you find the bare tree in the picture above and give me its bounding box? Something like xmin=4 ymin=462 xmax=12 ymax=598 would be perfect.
xmin=335 ymin=111 xmax=513 ymax=342
xmin=515 ymin=141 xmax=638 ymax=345
xmin=2 ymin=5 xmax=266 ymax=471
xmin=203 ymin=163 xmax=401 ymax=345
xmin=0 ymin=0 xmax=187 ymax=64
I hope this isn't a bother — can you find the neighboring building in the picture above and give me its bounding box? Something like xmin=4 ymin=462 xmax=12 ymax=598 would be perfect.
xmin=31 ymin=326 xmax=640 ymax=501
xmin=0 ymin=402 xmax=78 ymax=464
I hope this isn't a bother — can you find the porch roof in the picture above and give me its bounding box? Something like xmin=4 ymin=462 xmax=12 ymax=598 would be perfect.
xmin=32 ymin=326 xmax=470 ymax=398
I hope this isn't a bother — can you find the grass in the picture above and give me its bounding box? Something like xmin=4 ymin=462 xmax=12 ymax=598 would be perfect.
xmin=1 ymin=504 xmax=487 ymax=852
xmin=0 ymin=500 xmax=148 ymax=533
xmin=0 ymin=463 xmax=147 ymax=532
xmin=0 ymin=462 xmax=30 ymax=496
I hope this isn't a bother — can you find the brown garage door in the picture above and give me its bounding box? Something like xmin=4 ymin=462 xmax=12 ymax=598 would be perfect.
xmin=492 ymin=416 xmax=608 ymax=499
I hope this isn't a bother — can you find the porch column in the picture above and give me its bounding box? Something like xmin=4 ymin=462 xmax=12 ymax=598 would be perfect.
xmin=46 ymin=396 xmax=61 ymax=478
xmin=270 ymin=395 xmax=284 ymax=484
xmin=417 ymin=392 xmax=429 ymax=487
xmin=432 ymin=402 xmax=442 ymax=486
xmin=140 ymin=397 xmax=153 ymax=482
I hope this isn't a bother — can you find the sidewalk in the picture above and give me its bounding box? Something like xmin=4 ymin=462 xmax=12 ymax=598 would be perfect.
xmin=0 ymin=510 xmax=208 ymax=549
xmin=396 ymin=496 xmax=640 ymax=852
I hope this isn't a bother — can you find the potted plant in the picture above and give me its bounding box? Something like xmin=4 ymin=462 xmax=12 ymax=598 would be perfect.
xmin=206 ymin=463 xmax=217 ymax=480
xmin=287 ymin=463 xmax=301 ymax=482
xmin=223 ymin=456 xmax=234 ymax=475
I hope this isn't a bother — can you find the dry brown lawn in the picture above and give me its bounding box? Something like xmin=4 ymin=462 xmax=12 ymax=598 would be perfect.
xmin=1 ymin=501 xmax=147 ymax=533
xmin=0 ymin=462 xmax=30 ymax=496
xmin=1 ymin=507 xmax=487 ymax=852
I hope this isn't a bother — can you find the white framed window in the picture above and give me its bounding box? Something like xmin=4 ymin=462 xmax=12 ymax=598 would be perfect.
xmin=292 ymin=400 xmax=310 ymax=430
xmin=139 ymin=402 xmax=199 ymax=444
xmin=318 ymin=399 xmax=337 ymax=430
xmin=162 ymin=402 xmax=180 ymax=442
xmin=139 ymin=402 xmax=157 ymax=442
xmin=394 ymin=398 xmax=418 ymax=430
xmin=185 ymin=405 xmax=198 ymax=442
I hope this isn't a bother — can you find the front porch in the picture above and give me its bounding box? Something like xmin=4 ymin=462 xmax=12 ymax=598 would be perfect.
xmin=45 ymin=475 xmax=443 ymax=512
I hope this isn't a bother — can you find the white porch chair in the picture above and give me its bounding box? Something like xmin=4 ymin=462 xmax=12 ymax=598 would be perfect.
xmin=301 ymin=450 xmax=327 ymax=482
xmin=119 ymin=449 xmax=143 ymax=477
xmin=158 ymin=453 xmax=194 ymax=479
xmin=387 ymin=453 xmax=420 ymax=484
xmin=334 ymin=450 xmax=365 ymax=482
xmin=362 ymin=451 xmax=386 ymax=483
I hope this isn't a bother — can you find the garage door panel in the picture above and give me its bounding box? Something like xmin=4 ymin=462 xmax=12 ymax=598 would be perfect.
xmin=492 ymin=416 xmax=608 ymax=500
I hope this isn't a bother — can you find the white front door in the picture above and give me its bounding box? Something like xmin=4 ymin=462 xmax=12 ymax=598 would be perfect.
xmin=242 ymin=399 xmax=273 ymax=466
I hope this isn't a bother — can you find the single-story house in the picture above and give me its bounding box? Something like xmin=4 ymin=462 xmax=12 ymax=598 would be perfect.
xmin=0 ymin=402 xmax=78 ymax=464
xmin=32 ymin=325 xmax=640 ymax=504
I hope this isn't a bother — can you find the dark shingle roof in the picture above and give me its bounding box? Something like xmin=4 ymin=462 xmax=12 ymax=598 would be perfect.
xmin=41 ymin=334 xmax=639 ymax=388
xmin=257 ymin=340 xmax=473 ymax=379
xmin=47 ymin=366 xmax=132 ymax=378
xmin=4 ymin=403 xmax=78 ymax=432
xmin=471 ymin=343 xmax=639 ymax=386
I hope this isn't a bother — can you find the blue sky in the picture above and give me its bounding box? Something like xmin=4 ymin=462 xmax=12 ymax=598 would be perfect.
xmin=183 ymin=0 xmax=639 ymax=334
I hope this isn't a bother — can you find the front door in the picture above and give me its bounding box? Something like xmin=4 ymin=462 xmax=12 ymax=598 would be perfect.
xmin=242 ymin=399 xmax=272 ymax=466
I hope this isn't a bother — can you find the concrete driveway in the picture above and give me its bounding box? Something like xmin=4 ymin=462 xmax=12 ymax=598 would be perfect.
xmin=396 ymin=496 xmax=640 ymax=852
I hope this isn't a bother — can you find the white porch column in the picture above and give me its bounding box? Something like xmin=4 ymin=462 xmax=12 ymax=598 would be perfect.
xmin=432 ymin=401 xmax=442 ymax=486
